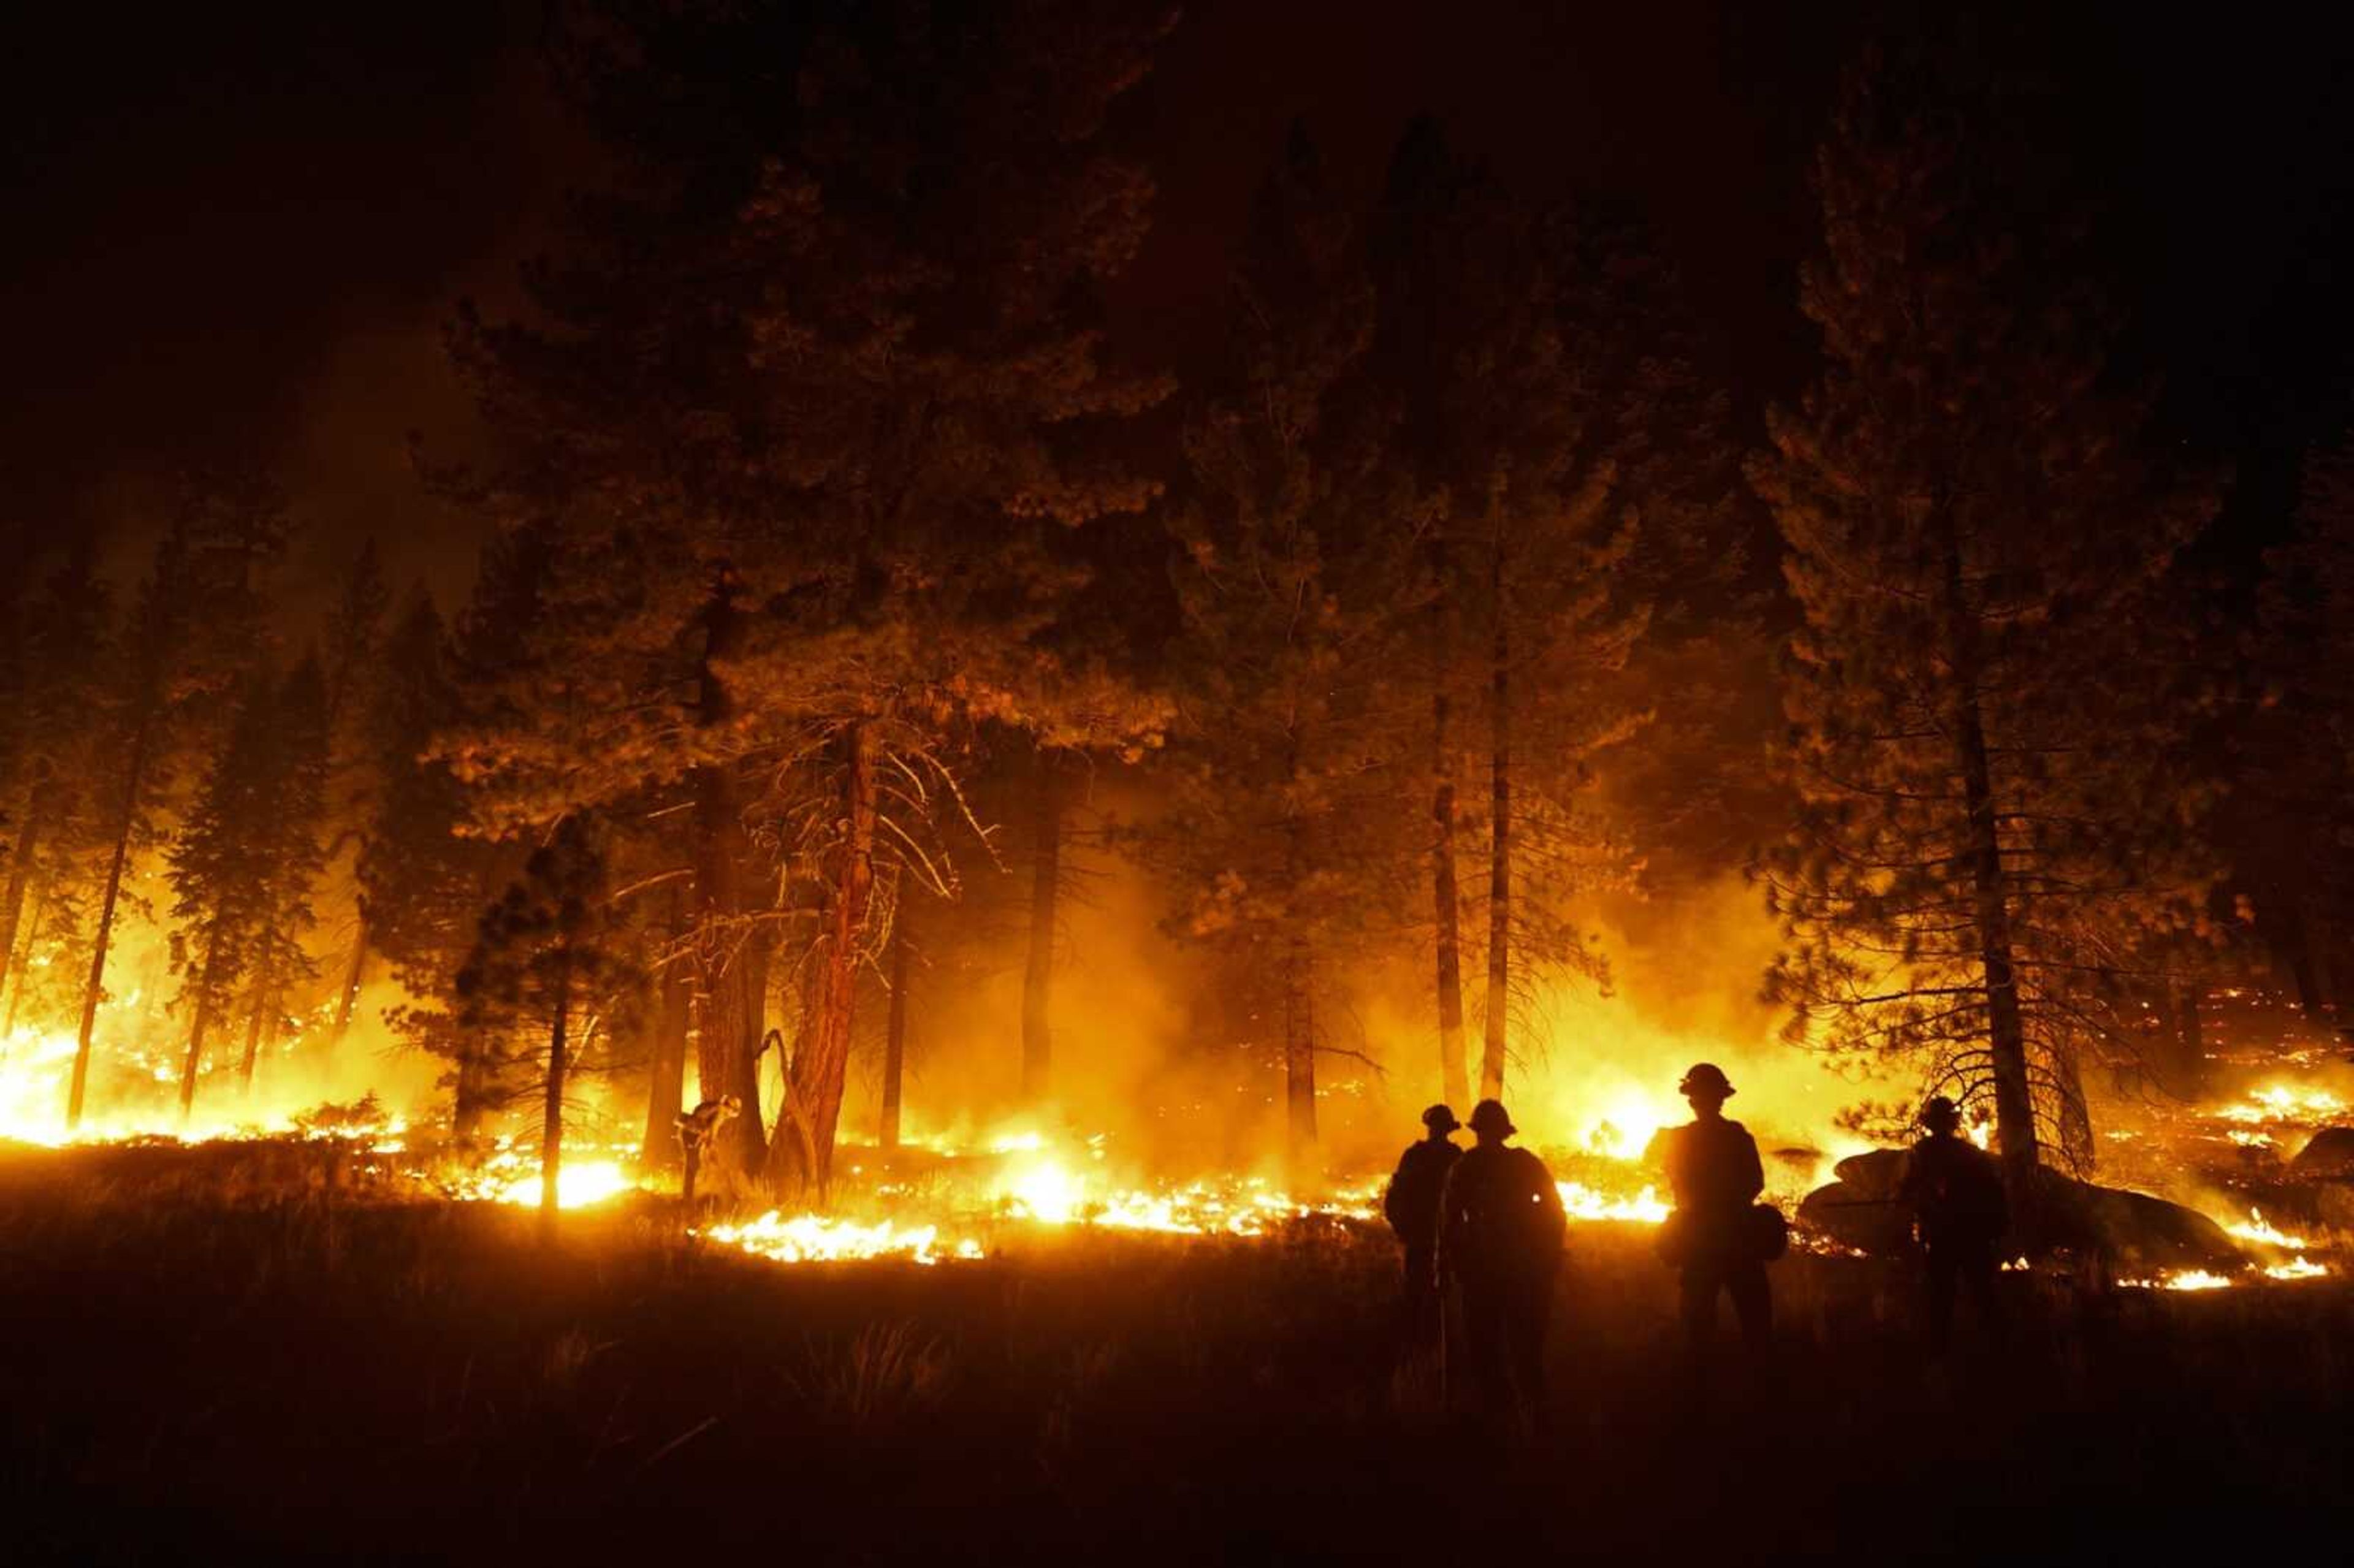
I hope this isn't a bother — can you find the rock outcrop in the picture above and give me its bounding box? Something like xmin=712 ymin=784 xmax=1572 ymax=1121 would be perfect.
xmin=1796 ymin=1147 xmax=2245 ymax=1272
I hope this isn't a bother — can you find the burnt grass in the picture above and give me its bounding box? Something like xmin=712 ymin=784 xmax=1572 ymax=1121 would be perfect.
xmin=3 ymin=1141 xmax=2349 ymax=1564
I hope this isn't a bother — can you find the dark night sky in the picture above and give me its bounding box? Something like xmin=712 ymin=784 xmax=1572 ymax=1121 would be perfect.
xmin=7 ymin=2 xmax=2353 ymax=609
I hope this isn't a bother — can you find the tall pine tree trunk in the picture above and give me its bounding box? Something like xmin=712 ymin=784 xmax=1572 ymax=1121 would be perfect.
xmin=453 ymin=1041 xmax=487 ymax=1143
xmin=70 ymin=709 xmax=155 ymax=1129
xmin=1021 ymin=759 xmax=1061 ymax=1105
xmin=329 ymin=914 xmax=368 ymax=1048
xmin=1943 ymin=525 xmax=2040 ymax=1197
xmin=1281 ymin=769 xmax=1317 ymax=1162
xmin=2172 ymin=976 xmax=2207 ymax=1094
xmin=452 ymin=866 xmax=498 ymax=1143
xmin=1 ymin=874 xmax=45 ymax=1032
xmin=1432 ymin=685 xmax=1469 ymax=1108
xmin=541 ymin=964 xmax=570 ymax=1227
xmin=881 ymin=893 xmax=909 ymax=1149
xmin=1283 ymin=932 xmax=1317 ymax=1162
xmin=239 ymin=937 xmax=277 ymax=1092
xmin=688 ymin=576 xmax=766 ymax=1189
xmin=178 ymin=954 xmax=225 ymax=1122
xmin=1480 ymin=560 xmax=1512 ymax=1103
xmin=0 ymin=790 xmax=45 ymax=1002
xmin=1430 ymin=541 xmax=1469 ymax=1108
xmin=639 ymin=928 xmax=690 ymax=1172
xmin=772 ymin=722 xmax=877 ymax=1199
xmin=2299 ymin=892 xmax=2339 ymax=1026
xmin=2151 ymin=983 xmax=2186 ymax=1097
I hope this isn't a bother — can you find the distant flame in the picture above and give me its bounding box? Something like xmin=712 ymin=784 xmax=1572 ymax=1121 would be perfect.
xmin=2222 ymin=1207 xmax=2312 ymax=1250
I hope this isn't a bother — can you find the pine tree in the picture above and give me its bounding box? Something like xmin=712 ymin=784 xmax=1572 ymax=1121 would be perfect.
xmin=1146 ymin=125 xmax=1404 ymax=1166
xmin=447 ymin=0 xmax=1177 ymax=1199
xmin=2250 ymin=432 xmax=2354 ymax=1041
xmin=232 ymin=657 xmax=330 ymax=1093
xmin=365 ymin=585 xmax=524 ymax=1140
xmin=70 ymin=471 xmax=287 ymax=1127
xmin=1751 ymin=51 xmax=2220 ymax=1200
xmin=455 ymin=816 xmax=626 ymax=1225
xmin=164 ymin=656 xmax=329 ymax=1116
xmin=1367 ymin=121 xmax=1653 ymax=1105
xmin=0 ymin=548 xmax=110 ymax=1022
xmin=167 ymin=676 xmax=273 ymax=1117
xmin=321 ymin=539 xmax=390 ymax=1049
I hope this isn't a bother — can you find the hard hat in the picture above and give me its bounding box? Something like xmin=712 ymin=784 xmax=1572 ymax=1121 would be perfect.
xmin=1920 ymin=1095 xmax=1962 ymax=1132
xmin=1467 ymin=1098 xmax=1515 ymax=1136
xmin=1678 ymin=1062 xmax=1735 ymax=1099
xmin=1420 ymin=1103 xmax=1461 ymax=1133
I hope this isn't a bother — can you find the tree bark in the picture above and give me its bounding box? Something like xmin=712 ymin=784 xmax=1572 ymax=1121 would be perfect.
xmin=1 ymin=874 xmax=46 ymax=1033
xmin=541 ymin=964 xmax=570 ymax=1227
xmin=772 ymin=721 xmax=877 ymax=1199
xmin=452 ymin=1039 xmax=487 ymax=1143
xmin=1942 ymin=523 xmax=2040 ymax=1198
xmin=1432 ymin=684 xmax=1469 ymax=1109
xmin=881 ymin=892 xmax=909 ymax=1149
xmin=451 ymin=862 xmax=493 ymax=1143
xmin=1280 ymin=760 xmax=1317 ymax=1163
xmin=1427 ymin=530 xmax=1469 ymax=1111
xmin=2299 ymin=892 xmax=2339 ymax=1026
xmin=639 ymin=929 xmax=691 ymax=1172
xmin=2171 ymin=976 xmax=2207 ymax=1095
xmin=1480 ymin=548 xmax=1511 ymax=1103
xmin=238 ymin=936 xmax=277 ymax=1092
xmin=1283 ymin=931 xmax=1317 ymax=1163
xmin=329 ymin=915 xmax=368 ymax=1049
xmin=178 ymin=952 xmax=225 ymax=1122
xmin=0 ymin=789 xmax=45 ymax=1003
xmin=1020 ymin=759 xmax=1061 ymax=1105
xmin=687 ymin=576 xmax=767 ymax=1190
xmin=70 ymin=709 xmax=155 ymax=1130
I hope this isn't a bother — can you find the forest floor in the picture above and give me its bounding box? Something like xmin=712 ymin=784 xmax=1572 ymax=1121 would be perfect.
xmin=3 ymin=1138 xmax=2348 ymax=1565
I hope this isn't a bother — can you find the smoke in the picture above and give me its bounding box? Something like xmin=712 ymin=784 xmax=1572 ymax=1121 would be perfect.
xmin=7 ymin=785 xmax=1868 ymax=1196
xmin=1354 ymin=875 xmax=1873 ymax=1182
xmin=822 ymin=821 xmax=1870 ymax=1189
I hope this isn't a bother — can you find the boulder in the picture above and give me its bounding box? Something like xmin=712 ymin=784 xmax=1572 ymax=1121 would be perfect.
xmin=1799 ymin=1178 xmax=1913 ymax=1256
xmin=2039 ymin=1173 xmax=2245 ymax=1273
xmin=2315 ymin=1179 xmax=2354 ymax=1232
xmin=1830 ymin=1147 xmax=1910 ymax=1203
xmin=1797 ymin=1153 xmax=2247 ymax=1272
xmin=2290 ymin=1127 xmax=2354 ymax=1178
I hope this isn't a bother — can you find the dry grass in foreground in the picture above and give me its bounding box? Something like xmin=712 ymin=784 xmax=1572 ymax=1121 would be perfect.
xmin=2 ymin=1139 xmax=2348 ymax=1564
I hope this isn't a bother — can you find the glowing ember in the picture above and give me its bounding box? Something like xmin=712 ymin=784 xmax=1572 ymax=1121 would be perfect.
xmin=1557 ymin=1180 xmax=1669 ymax=1224
xmin=998 ymin=1162 xmax=1371 ymax=1237
xmin=2215 ymin=1084 xmax=2348 ymax=1126
xmin=2116 ymin=1258 xmax=2332 ymax=1290
xmin=2223 ymin=1208 xmax=2312 ymax=1250
xmin=2264 ymin=1256 xmax=2331 ymax=1281
xmin=1569 ymin=1086 xmax=1677 ymax=1162
xmin=486 ymin=1159 xmax=637 ymax=1209
xmin=702 ymin=1212 xmax=983 ymax=1265
xmin=428 ymin=1138 xmax=645 ymax=1211
xmin=1003 ymin=1157 xmax=1084 ymax=1223
xmin=2120 ymin=1269 xmax=2237 ymax=1292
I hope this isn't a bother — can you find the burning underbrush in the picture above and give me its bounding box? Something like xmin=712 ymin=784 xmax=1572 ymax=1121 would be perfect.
xmin=2078 ymin=1030 xmax=2354 ymax=1289
xmin=7 ymin=1090 xmax=2347 ymax=1296
xmin=8 ymin=967 xmax=2353 ymax=1295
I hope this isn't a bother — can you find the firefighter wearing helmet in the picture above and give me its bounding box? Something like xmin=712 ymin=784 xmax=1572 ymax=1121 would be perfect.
xmin=1657 ymin=1063 xmax=1776 ymax=1358
xmin=1436 ymin=1098 xmax=1566 ymax=1421
xmin=1897 ymin=1094 xmax=2009 ymax=1352
xmin=1381 ymin=1104 xmax=1464 ymax=1352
